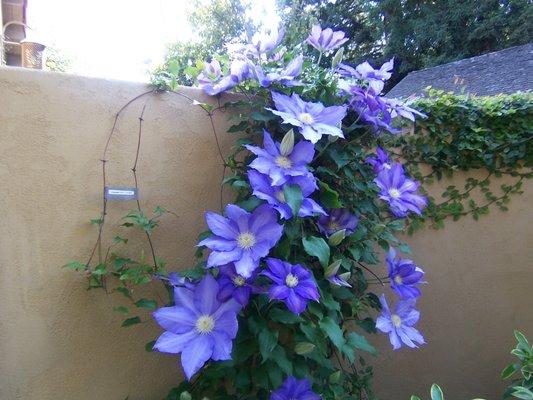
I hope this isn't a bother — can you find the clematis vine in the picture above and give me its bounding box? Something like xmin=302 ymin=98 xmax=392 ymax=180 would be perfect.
xmin=376 ymin=294 xmax=425 ymax=350
xmin=269 ymin=92 xmax=347 ymax=143
xmin=387 ymin=247 xmax=425 ymax=299
xmin=374 ymin=163 xmax=427 ymax=217
xmin=263 ymin=258 xmax=320 ymax=314
xmin=152 ymin=274 xmax=240 ymax=379
xmin=307 ymin=25 xmax=348 ymax=53
xmin=198 ymin=204 xmax=283 ymax=277
xmin=245 ymin=129 xmax=314 ymax=185
xmin=318 ymin=208 xmax=359 ymax=237
xmin=254 ymin=54 xmax=303 ymax=87
xmin=271 ymin=376 xmax=320 ymax=400
xmin=248 ymin=170 xmax=325 ymax=220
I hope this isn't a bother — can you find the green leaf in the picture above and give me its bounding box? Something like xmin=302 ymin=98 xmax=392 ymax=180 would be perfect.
xmin=284 ymin=184 xmax=303 ymax=217
xmin=430 ymin=384 xmax=444 ymax=400
xmin=302 ymin=236 xmax=330 ymax=268
xmin=135 ymin=299 xmax=157 ymax=310
xmin=145 ymin=340 xmax=156 ymax=352
xmin=346 ymin=332 xmax=377 ymax=356
xmin=269 ymin=308 xmax=303 ymax=324
xmin=410 ymin=396 xmax=422 ymax=400
xmin=113 ymin=306 xmax=129 ymax=314
xmin=294 ymin=342 xmax=315 ymax=355
xmin=258 ymin=330 xmax=278 ymax=362
xmin=511 ymin=386 xmax=533 ymax=400
xmin=121 ymin=317 xmax=141 ymax=327
xmin=270 ymin=346 xmax=293 ymax=375
xmin=318 ymin=180 xmax=342 ymax=208
xmin=251 ymin=111 xmax=275 ymax=121
xmin=319 ymin=317 xmax=345 ymax=351
xmin=63 ymin=261 xmax=86 ymax=270
xmin=501 ymin=363 xmax=517 ymax=380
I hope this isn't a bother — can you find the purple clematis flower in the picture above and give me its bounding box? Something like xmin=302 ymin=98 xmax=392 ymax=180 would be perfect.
xmin=384 ymin=97 xmax=426 ymax=122
xmin=365 ymin=146 xmax=392 ymax=173
xmin=271 ymin=376 xmax=320 ymax=400
xmin=251 ymin=26 xmax=285 ymax=55
xmin=269 ymin=92 xmax=347 ymax=144
xmin=318 ymin=208 xmax=359 ymax=237
xmin=217 ymin=264 xmax=256 ymax=307
xmin=262 ymin=258 xmax=320 ymax=314
xmin=197 ymin=59 xmax=222 ymax=86
xmin=154 ymin=271 xmax=195 ymax=290
xmin=152 ymin=274 xmax=240 ymax=380
xmin=387 ymin=247 xmax=425 ymax=299
xmin=376 ymin=294 xmax=425 ymax=350
xmin=254 ymin=55 xmax=303 ymax=87
xmin=307 ymin=25 xmax=348 ymax=53
xmin=374 ymin=163 xmax=427 ymax=217
xmin=245 ymin=129 xmax=314 ymax=185
xmin=248 ymin=170 xmax=326 ymax=220
xmin=198 ymin=204 xmax=283 ymax=278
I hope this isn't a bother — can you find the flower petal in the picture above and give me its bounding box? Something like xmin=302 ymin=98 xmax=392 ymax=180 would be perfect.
xmin=153 ymin=330 xmax=197 ymax=354
xmin=205 ymin=212 xmax=238 ymax=239
xmin=153 ymin=306 xmax=197 ymax=334
xmin=180 ymin=335 xmax=214 ymax=380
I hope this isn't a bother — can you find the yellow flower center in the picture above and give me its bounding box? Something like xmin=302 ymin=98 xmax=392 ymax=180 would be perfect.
xmin=388 ymin=188 xmax=401 ymax=199
xmin=391 ymin=314 xmax=402 ymax=328
xmin=328 ymin=221 xmax=340 ymax=231
xmin=232 ymin=275 xmax=246 ymax=287
xmin=237 ymin=232 xmax=256 ymax=249
xmin=196 ymin=315 xmax=215 ymax=334
xmin=275 ymin=191 xmax=286 ymax=203
xmin=394 ymin=275 xmax=403 ymax=285
xmin=285 ymin=273 xmax=299 ymax=288
xmin=298 ymin=112 xmax=315 ymax=125
xmin=275 ymin=155 xmax=292 ymax=169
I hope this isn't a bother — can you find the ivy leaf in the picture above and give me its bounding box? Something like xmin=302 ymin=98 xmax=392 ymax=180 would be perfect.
xmin=121 ymin=316 xmax=141 ymax=327
xmin=135 ymin=299 xmax=157 ymax=309
xmin=258 ymin=330 xmax=278 ymax=362
xmin=284 ymin=184 xmax=303 ymax=217
xmin=302 ymin=236 xmax=330 ymax=268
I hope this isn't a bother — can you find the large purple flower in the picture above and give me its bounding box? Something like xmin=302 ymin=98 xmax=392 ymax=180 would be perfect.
xmin=251 ymin=26 xmax=284 ymax=55
xmin=245 ymin=129 xmax=314 ymax=185
xmin=198 ymin=204 xmax=283 ymax=278
xmin=269 ymin=92 xmax=347 ymax=144
xmin=376 ymin=294 xmax=425 ymax=350
xmin=318 ymin=208 xmax=359 ymax=237
xmin=365 ymin=146 xmax=392 ymax=173
xmin=387 ymin=247 xmax=425 ymax=299
xmin=374 ymin=163 xmax=427 ymax=217
xmin=248 ymin=170 xmax=325 ymax=220
xmin=254 ymin=55 xmax=303 ymax=87
xmin=307 ymin=25 xmax=348 ymax=53
xmin=152 ymin=274 xmax=240 ymax=380
xmin=271 ymin=376 xmax=320 ymax=400
xmin=217 ymin=264 xmax=256 ymax=307
xmin=263 ymin=258 xmax=320 ymax=314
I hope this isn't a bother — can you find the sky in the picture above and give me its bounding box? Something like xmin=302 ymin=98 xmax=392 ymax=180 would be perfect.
xmin=27 ymin=0 xmax=279 ymax=82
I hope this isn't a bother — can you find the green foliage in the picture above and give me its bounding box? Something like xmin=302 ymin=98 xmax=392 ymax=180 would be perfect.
xmin=502 ymin=331 xmax=533 ymax=400
xmin=410 ymin=383 xmax=487 ymax=400
xmin=388 ymin=89 xmax=533 ymax=233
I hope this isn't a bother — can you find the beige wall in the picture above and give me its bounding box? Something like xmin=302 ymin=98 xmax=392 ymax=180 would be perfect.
xmin=0 ymin=67 xmax=531 ymax=400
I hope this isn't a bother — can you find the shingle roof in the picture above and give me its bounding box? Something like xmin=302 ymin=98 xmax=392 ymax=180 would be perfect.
xmin=386 ymin=44 xmax=533 ymax=98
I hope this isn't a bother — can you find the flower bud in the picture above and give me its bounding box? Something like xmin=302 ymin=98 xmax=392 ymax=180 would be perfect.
xmin=180 ymin=392 xmax=192 ymax=400
xmin=328 ymin=229 xmax=346 ymax=246
xmin=332 ymin=47 xmax=344 ymax=67
xmin=295 ymin=341 xmax=316 ymax=355
xmin=280 ymin=129 xmax=295 ymax=156
xmin=338 ymin=272 xmax=351 ymax=281
xmin=325 ymin=259 xmax=342 ymax=278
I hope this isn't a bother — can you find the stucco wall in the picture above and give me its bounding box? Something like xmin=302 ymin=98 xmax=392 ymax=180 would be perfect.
xmin=0 ymin=67 xmax=531 ymax=400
